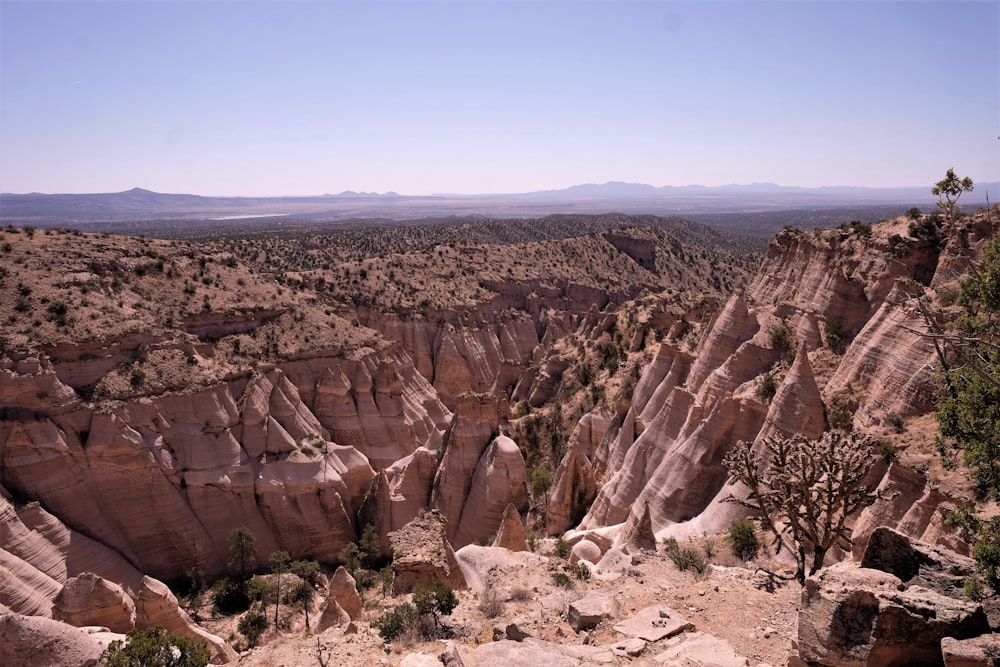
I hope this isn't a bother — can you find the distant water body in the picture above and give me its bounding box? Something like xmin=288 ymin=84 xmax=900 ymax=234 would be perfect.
xmin=209 ymin=213 xmax=288 ymax=220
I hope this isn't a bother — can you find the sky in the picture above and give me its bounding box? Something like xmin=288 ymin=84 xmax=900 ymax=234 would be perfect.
xmin=1 ymin=0 xmax=998 ymax=196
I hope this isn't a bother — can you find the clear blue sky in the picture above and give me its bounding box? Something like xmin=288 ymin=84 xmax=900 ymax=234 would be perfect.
xmin=2 ymin=0 xmax=997 ymax=196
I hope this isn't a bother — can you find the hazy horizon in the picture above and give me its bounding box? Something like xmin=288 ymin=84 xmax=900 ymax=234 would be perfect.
xmin=2 ymin=1 xmax=998 ymax=197
xmin=6 ymin=178 xmax=1000 ymax=199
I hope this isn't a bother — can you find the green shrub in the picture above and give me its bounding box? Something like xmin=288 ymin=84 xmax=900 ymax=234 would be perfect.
xmin=554 ymin=537 xmax=571 ymax=559
xmin=212 ymin=577 xmax=250 ymax=614
xmin=823 ymin=317 xmax=848 ymax=354
xmin=237 ymin=607 xmax=268 ymax=647
xmin=412 ymin=580 xmax=458 ymax=619
xmin=100 ymin=626 xmax=209 ymax=667
xmin=883 ymin=412 xmax=905 ymax=433
xmin=373 ymin=603 xmax=418 ymax=641
xmin=963 ymin=576 xmax=986 ymax=601
xmin=528 ymin=468 xmax=553 ymax=501
xmin=826 ymin=394 xmax=855 ymax=431
xmin=567 ymin=562 xmax=591 ymax=581
xmin=757 ymin=372 xmax=778 ymax=402
xmin=664 ymin=538 xmax=708 ymax=574
xmin=552 ymin=572 xmax=573 ymax=588
xmin=727 ymin=518 xmax=760 ymax=561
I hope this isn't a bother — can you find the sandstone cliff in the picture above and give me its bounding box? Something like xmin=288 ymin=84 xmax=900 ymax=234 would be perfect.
xmin=559 ymin=209 xmax=998 ymax=556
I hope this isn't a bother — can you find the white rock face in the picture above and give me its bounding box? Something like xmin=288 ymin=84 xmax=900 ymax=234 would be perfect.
xmin=454 ymin=435 xmax=529 ymax=549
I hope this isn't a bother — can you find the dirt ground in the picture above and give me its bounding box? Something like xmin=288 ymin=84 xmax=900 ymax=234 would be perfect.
xmin=230 ymin=539 xmax=801 ymax=667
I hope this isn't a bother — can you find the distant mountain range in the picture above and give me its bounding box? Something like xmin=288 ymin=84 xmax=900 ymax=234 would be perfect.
xmin=2 ymin=181 xmax=997 ymax=227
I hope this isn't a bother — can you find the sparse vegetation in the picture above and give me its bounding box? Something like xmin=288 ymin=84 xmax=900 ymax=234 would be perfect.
xmin=477 ymin=586 xmax=505 ymax=618
xmin=757 ymin=372 xmax=778 ymax=402
xmin=663 ymin=537 xmax=709 ymax=575
xmin=768 ymin=321 xmax=796 ymax=361
xmin=727 ymin=518 xmax=760 ymax=561
xmin=100 ymin=626 xmax=209 ymax=667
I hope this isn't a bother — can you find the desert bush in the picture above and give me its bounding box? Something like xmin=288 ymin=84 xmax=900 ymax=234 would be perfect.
xmin=876 ymin=440 xmax=898 ymax=463
xmin=665 ymin=539 xmax=708 ymax=575
xmin=509 ymin=586 xmax=532 ymax=602
xmin=724 ymin=431 xmax=877 ymax=583
xmin=551 ymin=572 xmax=573 ymax=588
xmin=963 ymin=576 xmax=986 ymax=601
xmin=237 ymin=606 xmax=268 ymax=647
xmin=212 ymin=577 xmax=250 ymax=615
xmin=477 ymin=587 xmax=505 ymax=618
xmin=825 ymin=393 xmax=855 ymax=431
xmin=554 ymin=537 xmax=571 ymax=559
xmin=373 ymin=603 xmax=418 ymax=641
xmin=727 ymin=518 xmax=760 ymax=561
xmin=768 ymin=321 xmax=796 ymax=361
xmin=757 ymin=372 xmax=778 ymax=402
xmin=101 ymin=626 xmax=209 ymax=667
xmin=883 ymin=412 xmax=905 ymax=433
xmin=823 ymin=317 xmax=849 ymax=354
xmin=567 ymin=562 xmax=591 ymax=581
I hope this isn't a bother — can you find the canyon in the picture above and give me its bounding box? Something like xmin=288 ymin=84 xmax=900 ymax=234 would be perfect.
xmin=1 ymin=206 xmax=998 ymax=666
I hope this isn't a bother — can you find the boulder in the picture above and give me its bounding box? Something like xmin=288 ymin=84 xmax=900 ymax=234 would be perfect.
xmin=0 ymin=613 xmax=109 ymax=667
xmin=570 ymin=540 xmax=602 ymax=565
xmin=652 ymin=630 xmax=749 ymax=666
xmin=613 ymin=605 xmax=693 ymax=642
xmin=567 ymin=591 xmax=619 ymax=632
xmin=942 ymin=634 xmax=1000 ymax=667
xmin=453 ymin=436 xmax=529 ymax=549
xmin=52 ymin=572 xmax=135 ymax=634
xmin=594 ymin=546 xmax=635 ymax=575
xmin=401 ymin=654 xmax=443 ymax=667
xmin=797 ymin=562 xmax=990 ymax=666
xmin=390 ymin=510 xmax=467 ymax=595
xmin=861 ymin=526 xmax=975 ymax=598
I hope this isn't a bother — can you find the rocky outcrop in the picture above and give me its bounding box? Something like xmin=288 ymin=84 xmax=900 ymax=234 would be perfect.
xmin=133 ymin=576 xmax=237 ymax=664
xmin=0 ymin=348 xmax=452 ymax=581
xmin=567 ymin=591 xmax=619 ymax=632
xmin=318 ymin=566 xmax=362 ymax=632
xmin=0 ymin=613 xmax=111 ymax=667
xmin=851 ymin=465 xmax=965 ymax=558
xmin=453 ymin=435 xmax=529 ymax=549
xmin=654 ymin=631 xmax=750 ymax=667
xmin=52 ymin=573 xmax=135 ymax=634
xmin=430 ymin=393 xmax=502 ymax=543
xmin=941 ymin=634 xmax=1000 ymax=667
xmin=824 ymin=281 xmax=938 ymax=426
xmin=547 ymin=411 xmax=610 ymax=535
xmin=860 ymin=527 xmax=975 ymax=597
xmin=389 ymin=510 xmax=466 ymax=595
xmin=493 ymin=504 xmax=529 ymax=552
xmin=797 ymin=562 xmax=989 ymax=666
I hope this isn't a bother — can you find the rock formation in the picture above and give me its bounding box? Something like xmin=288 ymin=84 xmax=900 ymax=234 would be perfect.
xmin=389 ymin=510 xmax=466 ymax=594
xmin=52 ymin=573 xmax=135 ymax=634
xmin=797 ymin=562 xmax=989 ymax=666
xmin=493 ymin=503 xmax=530 ymax=552
xmin=0 ymin=613 xmax=112 ymax=667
